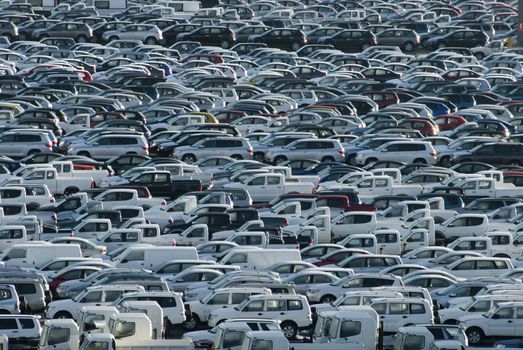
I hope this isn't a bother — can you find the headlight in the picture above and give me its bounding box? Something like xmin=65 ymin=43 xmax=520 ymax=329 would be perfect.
xmin=308 ymin=289 xmax=321 ymax=294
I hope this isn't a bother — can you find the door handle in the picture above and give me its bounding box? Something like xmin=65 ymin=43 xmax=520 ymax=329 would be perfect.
xmin=257 ymin=312 xmax=263 ymax=315
xmin=508 ymin=320 xmax=513 ymax=323
xmin=402 ymin=315 xmax=408 ymax=319
xmin=280 ymin=312 xmax=285 ymax=315
xmin=380 ymin=316 xmax=385 ymax=319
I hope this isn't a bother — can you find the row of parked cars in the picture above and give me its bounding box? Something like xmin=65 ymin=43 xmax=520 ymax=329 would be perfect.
xmin=0 ymin=0 xmax=521 ymax=348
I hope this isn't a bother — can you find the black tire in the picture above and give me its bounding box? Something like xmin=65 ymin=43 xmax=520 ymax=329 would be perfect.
xmin=164 ymin=318 xmax=173 ymax=338
xmin=274 ymin=156 xmax=287 ymax=165
xmin=320 ymin=294 xmax=336 ymax=303
xmin=414 ymin=158 xmax=427 ymax=164
xmin=64 ymin=187 xmax=79 ymax=196
xmin=76 ymin=35 xmax=87 ymax=43
xmin=253 ymin=152 xmax=265 ymax=162
xmin=321 ymin=156 xmax=335 ymax=162
xmin=475 ymin=52 xmax=484 ymax=60
xmin=444 ymin=319 xmax=458 ymax=325
xmin=281 ymin=321 xmax=298 ymax=339
xmin=145 ymin=37 xmax=158 ymax=45
xmin=54 ymin=311 xmax=72 ymax=319
xmin=109 ymin=36 xmax=119 ymax=42
xmin=220 ymin=40 xmax=230 ymax=48
xmin=365 ymin=158 xmax=377 ymax=166
xmin=437 ymin=42 xmax=445 ymax=49
xmin=183 ymin=313 xmax=199 ymax=331
xmin=291 ymin=42 xmax=301 ymax=51
xmin=182 ymin=154 xmax=196 ymax=164
xmin=0 ymin=309 xmax=10 ymax=314
xmin=231 ymin=154 xmax=243 ymax=160
xmin=439 ymin=156 xmax=451 ymax=167
xmin=27 ymin=149 xmax=40 ymax=156
xmin=494 ymin=254 xmax=511 ymax=258
xmin=78 ymin=151 xmax=91 ymax=158
xmin=403 ymin=41 xmax=414 ymax=52
xmin=466 ymin=327 xmax=484 ymax=345
xmin=435 ymin=232 xmax=446 ymax=246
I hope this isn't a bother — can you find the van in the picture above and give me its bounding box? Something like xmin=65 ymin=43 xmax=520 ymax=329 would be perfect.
xmin=370 ymin=297 xmax=434 ymax=334
xmin=114 ymin=246 xmax=199 ymax=269
xmin=220 ymin=248 xmax=301 ymax=270
xmin=0 ymin=244 xmax=82 ymax=267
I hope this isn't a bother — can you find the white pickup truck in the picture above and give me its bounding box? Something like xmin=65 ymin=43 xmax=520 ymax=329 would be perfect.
xmin=17 ymin=168 xmax=94 ymax=196
xmin=223 ymin=173 xmax=315 ymax=202
xmin=347 ymin=176 xmax=423 ymax=200
xmin=145 ymin=196 xmax=198 ymax=229
xmin=92 ymin=189 xmax=165 ymax=210
xmin=51 ymin=161 xmax=109 ymax=185
xmin=459 ymin=178 xmax=523 ymax=199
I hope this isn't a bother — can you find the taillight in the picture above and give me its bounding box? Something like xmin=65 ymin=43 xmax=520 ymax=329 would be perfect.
xmin=52 ymin=213 xmax=57 ymax=222
xmin=143 ymin=145 xmax=149 ymax=155
xmin=168 ymin=218 xmax=174 ymax=224
xmin=296 ymin=244 xmax=300 ymax=250
xmin=247 ymin=148 xmax=253 ymax=155
xmin=162 ymin=200 xmax=167 ymax=205
xmin=47 ymin=142 xmax=52 ymax=149
xmin=308 ymin=239 xmax=313 ymax=246
xmin=282 ymin=220 xmax=288 ymax=227
xmin=338 ymin=149 xmax=345 ymax=155
xmin=91 ymin=180 xmax=96 ymax=188
xmin=172 ymin=241 xmax=176 ymax=246
xmin=50 ymin=198 xmax=55 ymax=203
xmin=431 ymin=151 xmax=437 ymax=157
xmin=100 ymin=247 xmax=107 ymax=254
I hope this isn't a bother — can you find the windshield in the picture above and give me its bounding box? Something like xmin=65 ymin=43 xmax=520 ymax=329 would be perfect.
xmin=436 ymin=284 xmax=455 ymax=296
xmin=461 ymin=297 xmax=477 ymax=311
xmin=483 ymin=306 xmax=497 ymax=318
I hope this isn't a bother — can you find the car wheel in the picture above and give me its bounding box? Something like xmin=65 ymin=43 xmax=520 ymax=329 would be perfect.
xmin=78 ymin=151 xmax=91 ymax=158
xmin=413 ymin=158 xmax=426 ymax=164
xmin=281 ymin=321 xmax=298 ymax=339
xmin=466 ymin=327 xmax=483 ymax=345
xmin=54 ymin=311 xmax=72 ymax=319
xmin=231 ymin=154 xmax=243 ymax=160
xmin=109 ymin=36 xmax=119 ymax=42
xmin=443 ymin=319 xmax=458 ymax=325
xmin=18 ymin=32 xmax=27 ymax=40
xmin=365 ymin=157 xmax=377 ymax=166
xmin=475 ymin=52 xmax=484 ymax=60
xmin=183 ymin=314 xmax=199 ymax=331
xmin=403 ymin=41 xmax=414 ymax=52
xmin=320 ymin=294 xmax=336 ymax=303
xmin=253 ymin=152 xmax=265 ymax=162
xmin=321 ymin=156 xmax=335 ymax=162
xmin=27 ymin=149 xmax=41 ymax=156
xmin=439 ymin=156 xmax=451 ymax=167
xmin=76 ymin=35 xmax=87 ymax=43
xmin=64 ymin=187 xmax=79 ymax=196
xmin=291 ymin=42 xmax=301 ymax=51
xmin=220 ymin=40 xmax=230 ymax=48
xmin=274 ymin=156 xmax=287 ymax=165
xmin=145 ymin=37 xmax=158 ymax=45
xmin=437 ymin=42 xmax=445 ymax=49
xmin=182 ymin=154 xmax=196 ymax=164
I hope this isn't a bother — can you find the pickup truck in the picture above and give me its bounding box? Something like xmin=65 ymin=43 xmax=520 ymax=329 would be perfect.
xmin=347 ymin=176 xmax=423 ymax=200
xmin=51 ymin=161 xmax=109 ymax=185
xmin=164 ymin=213 xmax=232 ymax=237
xmin=30 ymin=193 xmax=90 ymax=224
xmin=0 ymin=185 xmax=55 ymax=209
xmin=95 ymin=227 xmax=175 ymax=251
xmin=459 ymin=178 xmax=523 ymax=199
xmin=18 ymin=168 xmax=95 ymax=196
xmin=331 ymin=211 xmax=378 ymax=241
xmin=223 ymin=173 xmax=315 ymax=202
xmin=435 ymin=213 xmax=489 ymax=245
xmin=125 ymin=171 xmax=203 ymax=199
xmin=92 ymin=189 xmax=165 ymax=210
xmin=169 ymin=204 xmax=231 ymax=223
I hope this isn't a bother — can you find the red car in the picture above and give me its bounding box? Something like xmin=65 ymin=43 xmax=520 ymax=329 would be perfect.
xmin=434 ymin=115 xmax=466 ymax=132
xmin=362 ymin=91 xmax=400 ymax=108
xmin=398 ymin=118 xmax=439 ymax=136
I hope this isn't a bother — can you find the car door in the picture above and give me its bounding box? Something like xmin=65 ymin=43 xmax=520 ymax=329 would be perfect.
xmin=488 ymin=306 xmax=516 ymax=336
xmin=378 ymin=30 xmax=395 ymax=45
xmin=240 ymin=299 xmax=265 ymax=318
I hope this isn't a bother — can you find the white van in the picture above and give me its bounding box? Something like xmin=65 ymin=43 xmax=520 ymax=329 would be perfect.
xmin=220 ymin=248 xmax=301 ymax=270
xmin=370 ymin=297 xmax=433 ymax=334
xmin=114 ymin=246 xmax=198 ymax=269
xmin=0 ymin=244 xmax=82 ymax=267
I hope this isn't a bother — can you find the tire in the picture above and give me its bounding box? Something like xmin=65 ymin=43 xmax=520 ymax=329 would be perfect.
xmin=291 ymin=42 xmax=301 ymax=51
xmin=231 ymin=154 xmax=243 ymax=160
xmin=182 ymin=154 xmax=196 ymax=164
xmin=27 ymin=149 xmax=41 ymax=156
xmin=413 ymin=158 xmax=427 ymax=164
xmin=494 ymin=254 xmax=510 ymax=258
xmin=220 ymin=40 xmax=230 ymax=49
xmin=475 ymin=52 xmax=484 ymax=60
xmin=466 ymin=327 xmax=484 ymax=345
xmin=435 ymin=232 xmax=446 ymax=246
xmin=145 ymin=37 xmax=158 ymax=45
xmin=281 ymin=321 xmax=298 ymax=339
xmin=109 ymin=36 xmax=118 ymax=42
xmin=439 ymin=156 xmax=451 ymax=167
xmin=64 ymin=187 xmax=79 ymax=196
xmin=274 ymin=156 xmax=287 ymax=165
xmin=164 ymin=318 xmax=173 ymax=338
xmin=437 ymin=42 xmax=445 ymax=49
xmin=365 ymin=158 xmax=377 ymax=166
xmin=0 ymin=309 xmax=10 ymax=314
xmin=320 ymin=294 xmax=336 ymax=304
xmin=54 ymin=311 xmax=72 ymax=319
xmin=78 ymin=151 xmax=91 ymax=158
xmin=403 ymin=41 xmax=414 ymax=52
xmin=444 ymin=319 xmax=457 ymax=325
xmin=321 ymin=156 xmax=335 ymax=162
xmin=76 ymin=35 xmax=87 ymax=43
xmin=126 ymin=152 xmax=137 ymax=155
xmin=253 ymin=152 xmax=265 ymax=162
xmin=183 ymin=313 xmax=199 ymax=331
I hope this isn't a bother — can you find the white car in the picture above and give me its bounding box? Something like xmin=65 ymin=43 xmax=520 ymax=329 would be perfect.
xmin=208 ymin=294 xmax=312 ymax=339
xmin=353 ymin=140 xmax=438 ymax=166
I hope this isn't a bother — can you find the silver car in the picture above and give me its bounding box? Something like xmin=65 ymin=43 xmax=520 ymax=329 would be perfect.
xmin=68 ymin=134 xmax=149 ymax=160
xmin=0 ymin=131 xmax=53 ymax=158
xmin=173 ymin=136 xmax=253 ymax=164
xmin=265 ymin=138 xmax=346 ymax=164
xmin=102 ymin=24 xmax=163 ymax=45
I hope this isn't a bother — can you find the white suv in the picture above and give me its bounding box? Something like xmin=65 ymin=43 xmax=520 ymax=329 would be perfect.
xmin=354 ymin=140 xmax=438 ymax=166
xmin=0 ymin=315 xmax=41 ymax=349
xmin=208 ymin=294 xmax=312 ymax=339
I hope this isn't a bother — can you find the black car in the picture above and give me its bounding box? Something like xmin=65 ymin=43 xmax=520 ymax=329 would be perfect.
xmin=452 ymin=143 xmax=523 ymax=166
xmin=317 ymin=29 xmax=376 ymax=52
xmin=428 ymin=29 xmax=488 ymax=48
xmin=248 ymin=28 xmax=307 ymax=51
xmin=177 ymin=26 xmax=236 ymax=48
xmin=162 ymin=24 xmax=201 ymax=46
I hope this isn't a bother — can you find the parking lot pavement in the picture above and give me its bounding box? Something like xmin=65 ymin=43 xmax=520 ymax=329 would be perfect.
xmin=0 ymin=0 xmax=523 ymax=349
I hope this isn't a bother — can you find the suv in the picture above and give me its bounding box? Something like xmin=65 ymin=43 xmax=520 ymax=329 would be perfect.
xmin=452 ymin=142 xmax=523 ymax=165
xmin=0 ymin=131 xmax=52 ymax=158
xmin=354 ymin=141 xmax=438 ymax=165
xmin=173 ymin=137 xmax=253 ymax=164
xmin=67 ymin=134 xmax=149 ymax=160
xmin=370 ymin=297 xmax=434 ymax=334
xmin=184 ymin=287 xmax=272 ymax=330
xmin=0 ymin=276 xmax=47 ymax=312
xmin=208 ymin=294 xmax=312 ymax=339
xmin=0 ymin=315 xmax=41 ymax=349
xmin=265 ymin=139 xmax=346 ymax=164
xmin=0 ymin=284 xmax=20 ymax=314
